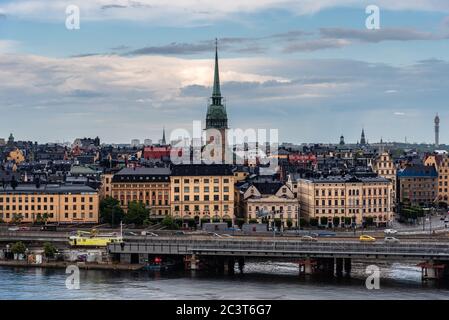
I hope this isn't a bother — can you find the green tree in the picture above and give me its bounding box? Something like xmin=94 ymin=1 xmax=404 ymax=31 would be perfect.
xmin=43 ymin=242 xmax=57 ymax=258
xmin=161 ymin=215 xmax=179 ymax=230
xmin=309 ymin=218 xmax=318 ymax=227
xmin=11 ymin=213 xmax=23 ymax=224
xmin=100 ymin=196 xmax=125 ymax=226
xmin=286 ymin=218 xmax=293 ymax=229
xmin=11 ymin=241 xmax=26 ymax=255
xmin=320 ymin=217 xmax=328 ymax=226
xmin=123 ymin=201 xmax=149 ymax=225
xmin=274 ymin=218 xmax=282 ymax=229
xmin=333 ymin=217 xmax=340 ymax=227
xmin=344 ymin=217 xmax=352 ymax=226
xmin=249 ymin=218 xmax=258 ymax=224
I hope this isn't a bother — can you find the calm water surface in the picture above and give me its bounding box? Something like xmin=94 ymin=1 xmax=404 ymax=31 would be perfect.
xmin=1 ymin=261 xmax=449 ymax=300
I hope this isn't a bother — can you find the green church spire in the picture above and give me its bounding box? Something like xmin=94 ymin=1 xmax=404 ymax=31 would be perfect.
xmin=206 ymin=38 xmax=228 ymax=130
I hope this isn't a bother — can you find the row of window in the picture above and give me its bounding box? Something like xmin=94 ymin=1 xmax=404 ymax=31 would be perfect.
xmin=174 ymin=186 xmax=229 ymax=193
xmin=173 ymin=195 xmax=230 ymax=201
xmin=314 ymin=188 xmax=389 ymax=197
xmin=0 ymin=204 xmax=94 ymax=211
xmin=173 ymin=178 xmax=230 ymax=184
xmin=315 ymin=208 xmax=390 ymax=214
xmin=173 ymin=204 xmax=229 ymax=212
xmin=0 ymin=212 xmax=95 ymax=219
xmin=315 ymin=199 xmax=389 ymax=206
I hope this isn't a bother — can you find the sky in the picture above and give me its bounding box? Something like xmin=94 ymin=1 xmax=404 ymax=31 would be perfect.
xmin=0 ymin=0 xmax=449 ymax=145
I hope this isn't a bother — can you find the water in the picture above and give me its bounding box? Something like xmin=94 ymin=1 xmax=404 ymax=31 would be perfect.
xmin=1 ymin=261 xmax=449 ymax=300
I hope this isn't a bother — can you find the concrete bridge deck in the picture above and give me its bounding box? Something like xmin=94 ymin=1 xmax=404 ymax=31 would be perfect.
xmin=108 ymin=237 xmax=449 ymax=260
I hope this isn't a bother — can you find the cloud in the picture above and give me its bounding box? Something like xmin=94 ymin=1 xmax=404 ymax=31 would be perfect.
xmin=0 ymin=40 xmax=19 ymax=53
xmin=283 ymin=38 xmax=351 ymax=52
xmin=3 ymin=0 xmax=449 ymax=24
xmin=320 ymin=27 xmax=443 ymax=43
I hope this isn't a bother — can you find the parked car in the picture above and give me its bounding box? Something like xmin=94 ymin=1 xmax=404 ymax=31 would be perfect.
xmin=8 ymin=227 xmax=19 ymax=232
xmin=300 ymin=235 xmax=317 ymax=242
xmin=384 ymin=229 xmax=398 ymax=235
xmin=359 ymin=235 xmax=376 ymax=242
xmin=174 ymin=231 xmax=186 ymax=236
xmin=384 ymin=237 xmax=400 ymax=243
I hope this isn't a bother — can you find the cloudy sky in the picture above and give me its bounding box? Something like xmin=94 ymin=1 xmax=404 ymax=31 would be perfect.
xmin=1 ymin=0 xmax=449 ymax=144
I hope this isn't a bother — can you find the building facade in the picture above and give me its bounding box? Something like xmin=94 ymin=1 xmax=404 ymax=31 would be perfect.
xmin=397 ymin=164 xmax=438 ymax=206
xmin=0 ymin=184 xmax=99 ymax=223
xmin=372 ymin=151 xmax=397 ymax=204
xmin=170 ymin=164 xmax=234 ymax=222
xmin=298 ymin=175 xmax=394 ymax=227
xmin=243 ymin=182 xmax=299 ymax=228
xmin=110 ymin=167 xmax=171 ymax=218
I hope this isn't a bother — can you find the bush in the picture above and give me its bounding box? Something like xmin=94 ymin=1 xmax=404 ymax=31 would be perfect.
xmin=249 ymin=218 xmax=258 ymax=224
xmin=161 ymin=215 xmax=178 ymax=230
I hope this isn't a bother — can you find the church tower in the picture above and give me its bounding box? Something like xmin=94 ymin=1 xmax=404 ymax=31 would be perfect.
xmin=360 ymin=129 xmax=366 ymax=146
xmin=204 ymin=39 xmax=228 ymax=163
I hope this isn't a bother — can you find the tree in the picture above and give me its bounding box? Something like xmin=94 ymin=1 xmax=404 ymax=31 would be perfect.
xmin=344 ymin=217 xmax=352 ymax=226
xmin=42 ymin=213 xmax=49 ymax=225
xmin=309 ymin=218 xmax=318 ymax=227
xmin=286 ymin=218 xmax=293 ymax=229
xmin=11 ymin=241 xmax=26 ymax=255
xmin=123 ymin=201 xmax=149 ymax=226
xmin=11 ymin=213 xmax=23 ymax=224
xmin=333 ymin=217 xmax=340 ymax=227
xmin=100 ymin=196 xmax=124 ymax=226
xmin=249 ymin=218 xmax=258 ymax=224
xmin=161 ymin=215 xmax=178 ymax=230
xmin=43 ymin=242 xmax=57 ymax=258
xmin=320 ymin=217 xmax=328 ymax=226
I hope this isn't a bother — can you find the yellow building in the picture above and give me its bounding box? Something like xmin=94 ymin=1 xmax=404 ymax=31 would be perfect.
xmin=7 ymin=148 xmax=25 ymax=164
xmin=170 ymin=164 xmax=234 ymax=222
xmin=110 ymin=167 xmax=171 ymax=218
xmin=426 ymin=154 xmax=449 ymax=204
xmin=0 ymin=184 xmax=99 ymax=223
xmin=298 ymin=175 xmax=394 ymax=227
xmin=372 ymin=151 xmax=397 ymax=204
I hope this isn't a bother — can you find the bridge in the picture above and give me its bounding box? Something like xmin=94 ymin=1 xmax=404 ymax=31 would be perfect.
xmin=107 ymin=237 xmax=449 ymax=280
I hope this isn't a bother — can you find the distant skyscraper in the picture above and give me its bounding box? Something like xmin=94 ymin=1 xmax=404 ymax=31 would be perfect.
xmin=435 ymin=113 xmax=440 ymax=148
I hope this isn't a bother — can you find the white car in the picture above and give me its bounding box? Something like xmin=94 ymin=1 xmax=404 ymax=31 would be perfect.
xmin=384 ymin=237 xmax=400 ymax=243
xmin=8 ymin=227 xmax=19 ymax=232
xmin=300 ymin=235 xmax=318 ymax=242
xmin=384 ymin=229 xmax=398 ymax=235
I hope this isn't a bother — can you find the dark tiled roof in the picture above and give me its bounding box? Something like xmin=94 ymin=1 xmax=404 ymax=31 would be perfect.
xmin=171 ymin=164 xmax=233 ymax=176
xmin=398 ymin=165 xmax=438 ymax=178
xmin=304 ymin=175 xmax=390 ymax=183
xmin=112 ymin=167 xmax=171 ymax=182
xmin=0 ymin=184 xmax=97 ymax=194
xmin=252 ymin=182 xmax=284 ymax=195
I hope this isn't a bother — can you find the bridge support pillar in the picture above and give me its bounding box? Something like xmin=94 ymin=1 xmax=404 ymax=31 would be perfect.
xmin=225 ymin=258 xmax=235 ymax=275
xmin=185 ymin=254 xmax=200 ymax=271
xmin=298 ymin=259 xmax=316 ymax=276
xmin=344 ymin=258 xmax=352 ymax=277
xmin=237 ymin=257 xmax=245 ymax=274
xmin=316 ymin=258 xmax=334 ymax=276
xmin=418 ymin=260 xmax=446 ymax=281
xmin=335 ymin=258 xmax=343 ymax=277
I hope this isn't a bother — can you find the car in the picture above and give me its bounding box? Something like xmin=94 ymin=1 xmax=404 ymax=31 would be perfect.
xmin=208 ymin=232 xmax=222 ymax=238
xmin=317 ymin=231 xmax=336 ymax=238
xmin=221 ymin=234 xmax=232 ymax=238
xmin=8 ymin=227 xmax=19 ymax=232
xmin=19 ymin=227 xmax=30 ymax=231
xmin=359 ymin=235 xmax=376 ymax=242
xmin=300 ymin=235 xmax=317 ymax=242
xmin=384 ymin=237 xmax=400 ymax=243
xmin=174 ymin=231 xmax=186 ymax=236
xmin=126 ymin=231 xmax=138 ymax=236
xmin=384 ymin=229 xmax=398 ymax=235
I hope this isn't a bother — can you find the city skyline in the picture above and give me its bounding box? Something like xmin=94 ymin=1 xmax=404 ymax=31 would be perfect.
xmin=1 ymin=1 xmax=449 ymax=144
